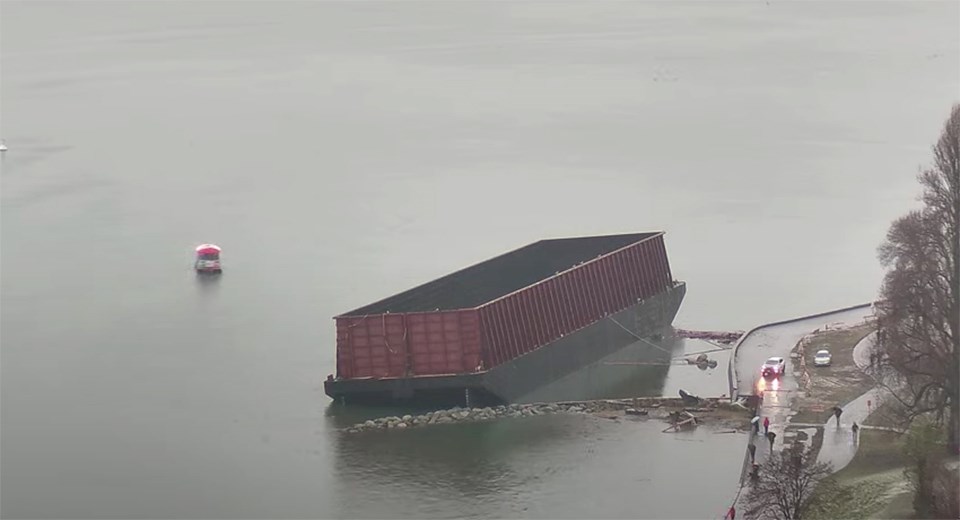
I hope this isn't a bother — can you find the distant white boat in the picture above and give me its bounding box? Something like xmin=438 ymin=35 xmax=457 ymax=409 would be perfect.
xmin=0 ymin=140 xmax=7 ymax=152
xmin=194 ymin=244 xmax=222 ymax=274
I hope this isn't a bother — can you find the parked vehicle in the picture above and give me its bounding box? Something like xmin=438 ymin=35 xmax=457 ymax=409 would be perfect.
xmin=813 ymin=349 xmax=832 ymax=367
xmin=761 ymin=356 xmax=786 ymax=379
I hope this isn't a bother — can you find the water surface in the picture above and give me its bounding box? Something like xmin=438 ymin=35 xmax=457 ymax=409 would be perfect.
xmin=2 ymin=1 xmax=957 ymax=518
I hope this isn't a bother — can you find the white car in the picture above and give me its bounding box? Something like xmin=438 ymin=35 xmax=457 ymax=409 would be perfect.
xmin=761 ymin=356 xmax=786 ymax=379
xmin=813 ymin=349 xmax=832 ymax=367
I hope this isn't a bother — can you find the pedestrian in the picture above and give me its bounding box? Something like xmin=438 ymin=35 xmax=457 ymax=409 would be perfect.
xmin=833 ymin=406 xmax=843 ymax=427
xmin=767 ymin=430 xmax=776 ymax=451
xmin=725 ymin=504 xmax=736 ymax=520
xmin=748 ymin=442 xmax=757 ymax=463
xmin=763 ymin=416 xmax=770 ymax=435
xmin=751 ymin=415 xmax=761 ymax=434
xmin=852 ymin=422 xmax=860 ymax=439
xmin=750 ymin=463 xmax=760 ymax=482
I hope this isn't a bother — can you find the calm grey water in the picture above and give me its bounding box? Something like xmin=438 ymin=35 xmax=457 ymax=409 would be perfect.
xmin=2 ymin=1 xmax=957 ymax=518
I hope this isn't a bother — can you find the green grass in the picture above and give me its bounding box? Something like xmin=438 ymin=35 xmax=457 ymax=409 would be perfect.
xmin=863 ymin=399 xmax=910 ymax=430
xmin=878 ymin=489 xmax=915 ymax=519
xmin=808 ymin=478 xmax=892 ymax=520
xmin=784 ymin=325 xmax=921 ymax=518
xmin=807 ymin=430 xmax=913 ymax=519
xmin=792 ymin=324 xmax=875 ymax=424
xmin=834 ymin=430 xmax=908 ymax=480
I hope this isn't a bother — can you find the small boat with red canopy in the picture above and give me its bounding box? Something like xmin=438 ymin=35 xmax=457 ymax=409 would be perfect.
xmin=195 ymin=244 xmax=222 ymax=273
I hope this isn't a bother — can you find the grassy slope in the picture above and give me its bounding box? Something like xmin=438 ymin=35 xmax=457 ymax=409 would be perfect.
xmin=792 ymin=324 xmax=875 ymax=425
xmin=787 ymin=325 xmax=914 ymax=519
xmin=808 ymin=430 xmax=913 ymax=520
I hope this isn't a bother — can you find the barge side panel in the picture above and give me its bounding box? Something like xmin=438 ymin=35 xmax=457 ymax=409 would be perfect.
xmin=477 ymin=234 xmax=673 ymax=367
xmin=336 ymin=310 xmax=481 ymax=379
xmin=324 ymin=282 xmax=686 ymax=405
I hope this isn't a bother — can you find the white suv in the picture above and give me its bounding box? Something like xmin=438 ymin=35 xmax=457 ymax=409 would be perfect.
xmin=813 ymin=349 xmax=832 ymax=367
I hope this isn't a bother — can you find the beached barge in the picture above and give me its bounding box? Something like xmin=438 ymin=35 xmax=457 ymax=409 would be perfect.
xmin=324 ymin=232 xmax=686 ymax=406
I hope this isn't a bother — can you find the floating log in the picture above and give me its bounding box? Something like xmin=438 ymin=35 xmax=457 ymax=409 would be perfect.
xmin=675 ymin=329 xmax=744 ymax=343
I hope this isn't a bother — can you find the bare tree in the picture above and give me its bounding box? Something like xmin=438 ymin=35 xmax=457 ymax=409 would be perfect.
xmin=876 ymin=104 xmax=960 ymax=453
xmin=902 ymin=419 xmax=948 ymax=518
xmin=744 ymin=446 xmax=834 ymax=520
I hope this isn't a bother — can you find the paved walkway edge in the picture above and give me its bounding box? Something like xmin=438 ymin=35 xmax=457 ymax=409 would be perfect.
xmin=727 ymin=302 xmax=874 ymax=401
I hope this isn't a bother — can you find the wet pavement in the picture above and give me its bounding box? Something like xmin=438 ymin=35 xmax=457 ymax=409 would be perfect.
xmin=814 ymin=330 xmax=888 ymax=470
xmin=732 ymin=305 xmax=875 ymax=465
xmin=733 ymin=306 xmax=875 ymax=397
xmin=732 ymin=306 xmax=878 ymax=511
xmin=815 ymin=387 xmax=884 ymax=470
xmin=749 ymin=380 xmax=797 ymax=465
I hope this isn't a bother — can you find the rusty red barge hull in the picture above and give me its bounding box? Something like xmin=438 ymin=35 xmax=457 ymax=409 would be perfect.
xmin=324 ymin=232 xmax=686 ymax=406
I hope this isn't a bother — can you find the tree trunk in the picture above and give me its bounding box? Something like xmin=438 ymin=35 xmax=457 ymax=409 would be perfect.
xmin=915 ymin=458 xmax=931 ymax=518
xmin=949 ymin=396 xmax=959 ymax=455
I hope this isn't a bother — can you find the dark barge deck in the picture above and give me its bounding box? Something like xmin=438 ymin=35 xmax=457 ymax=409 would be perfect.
xmin=324 ymin=232 xmax=685 ymax=406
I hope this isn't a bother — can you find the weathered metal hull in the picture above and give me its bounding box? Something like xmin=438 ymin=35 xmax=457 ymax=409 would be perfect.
xmin=324 ymin=282 xmax=685 ymax=406
xmin=332 ymin=233 xmax=674 ymax=382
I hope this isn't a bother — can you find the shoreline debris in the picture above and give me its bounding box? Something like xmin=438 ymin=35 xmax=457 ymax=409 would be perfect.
xmin=675 ymin=329 xmax=743 ymax=344
xmin=340 ymin=396 xmax=740 ymax=434
xmin=662 ymin=410 xmax=700 ymax=432
xmin=685 ymin=353 xmax=720 ymax=370
xmin=679 ymin=388 xmax=702 ymax=406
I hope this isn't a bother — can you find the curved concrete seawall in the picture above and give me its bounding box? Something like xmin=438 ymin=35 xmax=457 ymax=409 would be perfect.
xmin=727 ymin=303 xmax=877 ymax=514
xmin=727 ymin=303 xmax=874 ymax=400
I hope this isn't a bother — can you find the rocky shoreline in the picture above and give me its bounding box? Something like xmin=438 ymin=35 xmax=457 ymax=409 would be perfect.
xmin=343 ymin=397 xmax=748 ymax=433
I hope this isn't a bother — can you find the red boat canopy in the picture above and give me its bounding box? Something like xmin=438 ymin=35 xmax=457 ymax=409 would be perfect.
xmin=195 ymin=244 xmax=221 ymax=255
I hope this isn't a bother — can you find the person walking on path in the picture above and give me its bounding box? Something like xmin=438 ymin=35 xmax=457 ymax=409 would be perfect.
xmin=852 ymin=422 xmax=860 ymax=441
xmin=766 ymin=430 xmax=776 ymax=451
xmin=832 ymin=406 xmax=843 ymax=427
xmin=763 ymin=416 xmax=770 ymax=435
xmin=751 ymin=415 xmax=760 ymax=434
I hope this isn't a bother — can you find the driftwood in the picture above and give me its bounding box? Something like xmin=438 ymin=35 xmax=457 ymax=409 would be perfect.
xmin=662 ymin=411 xmax=700 ymax=433
xmin=675 ymin=329 xmax=743 ymax=343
